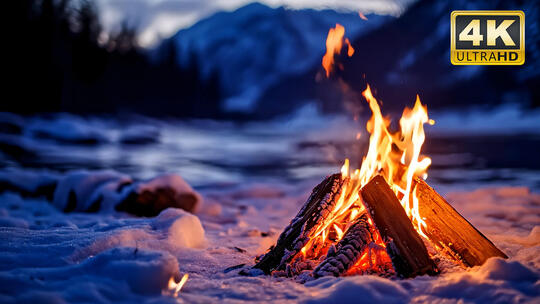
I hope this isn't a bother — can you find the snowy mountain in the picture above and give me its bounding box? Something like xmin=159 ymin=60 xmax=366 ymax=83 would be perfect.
xmin=259 ymin=0 xmax=539 ymax=116
xmin=154 ymin=3 xmax=392 ymax=112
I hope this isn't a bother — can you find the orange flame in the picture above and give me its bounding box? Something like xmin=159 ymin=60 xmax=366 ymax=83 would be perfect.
xmin=343 ymin=85 xmax=434 ymax=237
xmin=322 ymin=24 xmax=355 ymax=77
xmin=296 ymin=85 xmax=434 ymax=274
xmin=168 ymin=273 xmax=188 ymax=297
xmin=292 ymin=24 xmax=434 ymax=276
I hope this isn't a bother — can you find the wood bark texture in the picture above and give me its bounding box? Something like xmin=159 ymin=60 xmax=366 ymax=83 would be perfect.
xmin=360 ymin=175 xmax=438 ymax=278
xmin=253 ymin=173 xmax=346 ymax=274
xmin=414 ymin=177 xmax=507 ymax=267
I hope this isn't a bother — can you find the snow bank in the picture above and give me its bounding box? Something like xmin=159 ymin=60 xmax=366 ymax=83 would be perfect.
xmin=81 ymin=247 xmax=180 ymax=295
xmin=0 ymin=166 xmax=538 ymax=303
xmin=423 ymin=258 xmax=539 ymax=303
xmin=0 ymin=169 xmax=202 ymax=215
xmin=0 ymin=194 xmax=205 ymax=303
xmin=53 ymin=170 xmax=132 ymax=212
xmin=304 ymin=257 xmax=539 ymax=304
xmin=305 ymin=276 xmax=409 ymax=304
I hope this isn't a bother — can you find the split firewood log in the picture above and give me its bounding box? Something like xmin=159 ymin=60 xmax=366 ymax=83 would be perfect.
xmin=414 ymin=177 xmax=507 ymax=267
xmin=313 ymin=213 xmax=372 ymax=277
xmin=360 ymin=175 xmax=439 ymax=278
xmin=253 ymin=173 xmax=347 ymax=274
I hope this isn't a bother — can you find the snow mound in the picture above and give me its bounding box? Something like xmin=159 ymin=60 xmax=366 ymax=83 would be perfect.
xmin=138 ymin=174 xmax=195 ymax=194
xmin=305 ymin=276 xmax=409 ymax=304
xmin=425 ymin=257 xmax=539 ymax=303
xmin=152 ymin=208 xmax=207 ymax=248
xmin=477 ymin=258 xmax=538 ymax=282
xmin=53 ymin=170 xmax=132 ymax=212
xmin=72 ymin=208 xmax=206 ymax=262
xmin=126 ymin=173 xmax=202 ymax=214
xmin=0 ymin=191 xmax=206 ymax=303
xmin=0 ymin=169 xmax=202 ymax=215
xmin=81 ymin=247 xmax=180 ymax=295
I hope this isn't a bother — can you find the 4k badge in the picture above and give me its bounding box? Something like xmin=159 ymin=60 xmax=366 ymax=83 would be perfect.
xmin=451 ymin=11 xmax=525 ymax=65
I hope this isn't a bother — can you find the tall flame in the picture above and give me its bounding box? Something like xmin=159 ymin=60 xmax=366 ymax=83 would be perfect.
xmin=291 ymin=23 xmax=434 ymax=275
xmin=296 ymin=85 xmax=434 ymax=273
xmin=322 ymin=24 xmax=355 ymax=77
xmin=343 ymin=85 xmax=434 ymax=237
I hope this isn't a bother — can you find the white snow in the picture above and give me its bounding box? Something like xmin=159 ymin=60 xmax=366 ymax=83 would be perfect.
xmin=152 ymin=208 xmax=207 ymax=248
xmin=0 ymin=174 xmax=538 ymax=303
xmin=53 ymin=170 xmax=132 ymax=212
xmin=0 ymin=113 xmax=539 ymax=302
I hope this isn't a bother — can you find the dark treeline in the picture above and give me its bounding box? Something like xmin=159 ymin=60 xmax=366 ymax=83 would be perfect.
xmin=5 ymin=0 xmax=223 ymax=118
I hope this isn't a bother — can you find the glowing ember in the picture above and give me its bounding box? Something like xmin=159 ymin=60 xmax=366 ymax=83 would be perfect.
xmin=322 ymin=24 xmax=355 ymax=77
xmin=168 ymin=273 xmax=188 ymax=297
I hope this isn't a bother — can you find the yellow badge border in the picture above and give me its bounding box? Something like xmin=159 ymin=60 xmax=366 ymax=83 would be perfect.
xmin=450 ymin=10 xmax=525 ymax=65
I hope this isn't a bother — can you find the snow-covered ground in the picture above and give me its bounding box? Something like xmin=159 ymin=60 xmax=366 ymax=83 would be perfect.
xmin=0 ymin=175 xmax=538 ymax=303
xmin=0 ymin=111 xmax=539 ymax=303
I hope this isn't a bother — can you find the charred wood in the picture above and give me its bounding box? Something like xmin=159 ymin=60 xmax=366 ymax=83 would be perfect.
xmin=360 ymin=175 xmax=438 ymax=278
xmin=253 ymin=173 xmax=346 ymax=274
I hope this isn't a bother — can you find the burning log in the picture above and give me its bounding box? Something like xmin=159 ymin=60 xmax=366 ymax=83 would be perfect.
xmin=414 ymin=178 xmax=507 ymax=267
xmin=254 ymin=173 xmax=347 ymax=274
xmin=313 ymin=213 xmax=372 ymax=277
xmin=360 ymin=175 xmax=438 ymax=278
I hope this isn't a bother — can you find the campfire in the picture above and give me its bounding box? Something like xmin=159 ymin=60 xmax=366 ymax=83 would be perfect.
xmin=252 ymin=85 xmax=507 ymax=279
xmin=250 ymin=24 xmax=506 ymax=279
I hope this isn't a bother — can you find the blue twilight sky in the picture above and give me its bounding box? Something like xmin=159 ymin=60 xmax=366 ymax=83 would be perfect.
xmin=95 ymin=0 xmax=412 ymax=47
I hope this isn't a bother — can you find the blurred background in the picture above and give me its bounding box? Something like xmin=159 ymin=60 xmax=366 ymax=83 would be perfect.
xmin=1 ymin=0 xmax=539 ymax=191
